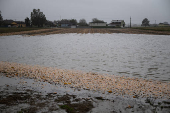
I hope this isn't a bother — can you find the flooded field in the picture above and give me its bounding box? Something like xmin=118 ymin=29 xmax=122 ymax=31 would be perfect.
xmin=1 ymin=74 xmax=169 ymax=113
xmin=0 ymin=33 xmax=170 ymax=81
xmin=0 ymin=33 xmax=170 ymax=113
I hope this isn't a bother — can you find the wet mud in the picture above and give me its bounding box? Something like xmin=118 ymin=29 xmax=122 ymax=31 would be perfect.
xmin=0 ymin=73 xmax=170 ymax=113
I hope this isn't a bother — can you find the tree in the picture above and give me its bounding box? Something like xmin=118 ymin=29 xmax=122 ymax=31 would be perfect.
xmin=45 ymin=20 xmax=55 ymax=27
xmin=70 ymin=19 xmax=77 ymax=25
xmin=25 ymin=17 xmax=30 ymax=27
xmin=0 ymin=11 xmax=3 ymax=26
xmin=92 ymin=18 xmax=104 ymax=23
xmin=142 ymin=18 xmax=150 ymax=27
xmin=79 ymin=19 xmax=88 ymax=26
xmin=31 ymin=9 xmax=46 ymax=27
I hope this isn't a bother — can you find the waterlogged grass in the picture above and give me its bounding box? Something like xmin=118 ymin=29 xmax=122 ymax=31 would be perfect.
xmin=0 ymin=27 xmax=45 ymax=33
xmin=132 ymin=27 xmax=170 ymax=31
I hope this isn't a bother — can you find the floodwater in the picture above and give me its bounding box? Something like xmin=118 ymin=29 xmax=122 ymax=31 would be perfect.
xmin=0 ymin=33 xmax=170 ymax=81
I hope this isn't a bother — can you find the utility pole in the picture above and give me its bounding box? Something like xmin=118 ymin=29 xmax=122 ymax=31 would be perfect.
xmin=130 ymin=17 xmax=131 ymax=28
xmin=60 ymin=16 xmax=61 ymax=28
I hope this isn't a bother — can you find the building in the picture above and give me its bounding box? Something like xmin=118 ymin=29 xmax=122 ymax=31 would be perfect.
xmin=60 ymin=20 xmax=71 ymax=27
xmin=108 ymin=20 xmax=125 ymax=27
xmin=71 ymin=25 xmax=76 ymax=28
xmin=158 ymin=22 xmax=170 ymax=27
xmin=150 ymin=24 xmax=158 ymax=27
xmin=3 ymin=20 xmax=15 ymax=27
xmin=89 ymin=22 xmax=107 ymax=27
xmin=3 ymin=20 xmax=26 ymax=27
xmin=57 ymin=19 xmax=77 ymax=28
xmin=15 ymin=21 xmax=26 ymax=27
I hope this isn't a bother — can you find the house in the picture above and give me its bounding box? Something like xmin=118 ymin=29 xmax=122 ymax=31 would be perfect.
xmin=3 ymin=20 xmax=26 ymax=27
xmin=15 ymin=21 xmax=26 ymax=27
xmin=3 ymin=20 xmax=15 ymax=27
xmin=89 ymin=22 xmax=107 ymax=27
xmin=60 ymin=20 xmax=71 ymax=27
xmin=158 ymin=22 xmax=170 ymax=27
xmin=108 ymin=20 xmax=125 ymax=27
xmin=57 ymin=19 xmax=77 ymax=28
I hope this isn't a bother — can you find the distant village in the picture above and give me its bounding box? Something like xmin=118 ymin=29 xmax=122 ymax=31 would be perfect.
xmin=1 ymin=19 xmax=170 ymax=28
xmin=1 ymin=18 xmax=126 ymax=28
xmin=0 ymin=9 xmax=169 ymax=28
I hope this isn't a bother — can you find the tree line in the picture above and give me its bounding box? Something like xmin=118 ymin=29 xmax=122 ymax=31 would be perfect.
xmin=24 ymin=9 xmax=90 ymax=27
xmin=0 ymin=9 xmax=152 ymax=27
xmin=0 ymin=9 xmax=115 ymax=27
xmin=25 ymin=9 xmax=89 ymax=27
xmin=24 ymin=9 xmax=106 ymax=27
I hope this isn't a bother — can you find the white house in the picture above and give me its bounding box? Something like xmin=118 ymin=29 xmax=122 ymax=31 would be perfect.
xmin=89 ymin=22 xmax=107 ymax=27
xmin=108 ymin=20 xmax=125 ymax=27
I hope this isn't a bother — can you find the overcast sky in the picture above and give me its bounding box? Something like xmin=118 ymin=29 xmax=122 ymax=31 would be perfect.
xmin=0 ymin=0 xmax=170 ymax=25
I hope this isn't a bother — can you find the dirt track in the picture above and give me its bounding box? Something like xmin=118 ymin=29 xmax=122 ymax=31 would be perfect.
xmin=0 ymin=28 xmax=170 ymax=36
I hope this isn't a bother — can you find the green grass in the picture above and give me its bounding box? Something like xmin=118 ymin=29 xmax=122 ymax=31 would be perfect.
xmin=132 ymin=27 xmax=170 ymax=31
xmin=0 ymin=27 xmax=46 ymax=33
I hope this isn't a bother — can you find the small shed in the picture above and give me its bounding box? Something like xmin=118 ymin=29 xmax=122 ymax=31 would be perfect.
xmin=71 ymin=25 xmax=76 ymax=28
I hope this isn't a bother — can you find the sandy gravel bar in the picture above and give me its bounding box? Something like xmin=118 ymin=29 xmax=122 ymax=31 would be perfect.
xmin=0 ymin=61 xmax=170 ymax=99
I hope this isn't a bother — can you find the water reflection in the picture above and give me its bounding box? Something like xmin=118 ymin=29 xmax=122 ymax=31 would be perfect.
xmin=0 ymin=34 xmax=170 ymax=81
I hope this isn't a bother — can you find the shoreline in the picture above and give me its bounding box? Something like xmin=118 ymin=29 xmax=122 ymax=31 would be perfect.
xmin=0 ymin=61 xmax=170 ymax=112
xmin=0 ymin=28 xmax=170 ymax=36
xmin=0 ymin=61 xmax=170 ymax=99
xmin=0 ymin=73 xmax=170 ymax=113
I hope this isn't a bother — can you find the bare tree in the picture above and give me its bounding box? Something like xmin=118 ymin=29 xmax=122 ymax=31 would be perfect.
xmin=70 ymin=19 xmax=77 ymax=25
xmin=79 ymin=19 xmax=87 ymax=26
xmin=92 ymin=18 xmax=104 ymax=23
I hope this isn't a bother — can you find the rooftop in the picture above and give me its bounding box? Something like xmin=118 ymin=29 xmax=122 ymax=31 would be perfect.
xmin=111 ymin=20 xmax=124 ymax=22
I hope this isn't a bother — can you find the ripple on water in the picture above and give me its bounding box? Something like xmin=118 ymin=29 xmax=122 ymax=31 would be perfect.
xmin=0 ymin=61 xmax=170 ymax=99
xmin=0 ymin=34 xmax=170 ymax=81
